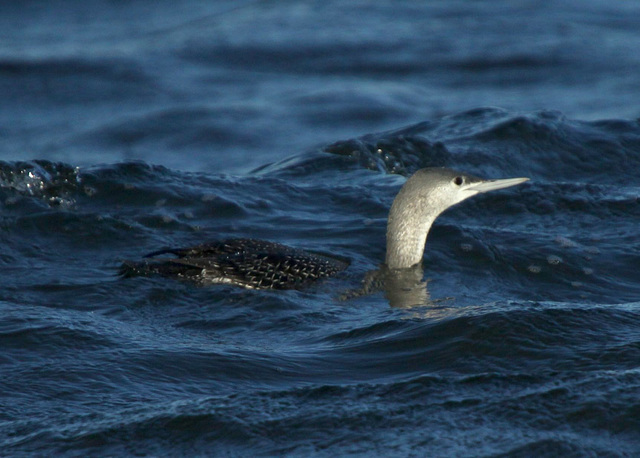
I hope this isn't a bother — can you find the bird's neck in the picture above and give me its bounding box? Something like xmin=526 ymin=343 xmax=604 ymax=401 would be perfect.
xmin=385 ymin=190 xmax=439 ymax=269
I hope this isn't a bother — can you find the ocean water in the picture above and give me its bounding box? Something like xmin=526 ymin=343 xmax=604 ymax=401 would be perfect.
xmin=2 ymin=1 xmax=640 ymax=456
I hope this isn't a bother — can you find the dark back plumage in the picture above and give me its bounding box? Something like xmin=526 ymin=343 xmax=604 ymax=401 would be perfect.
xmin=121 ymin=238 xmax=350 ymax=290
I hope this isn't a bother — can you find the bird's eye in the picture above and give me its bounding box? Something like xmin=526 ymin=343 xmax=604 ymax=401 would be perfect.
xmin=453 ymin=176 xmax=464 ymax=186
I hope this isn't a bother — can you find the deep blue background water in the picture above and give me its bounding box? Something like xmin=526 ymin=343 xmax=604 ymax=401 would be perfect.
xmin=2 ymin=1 xmax=640 ymax=456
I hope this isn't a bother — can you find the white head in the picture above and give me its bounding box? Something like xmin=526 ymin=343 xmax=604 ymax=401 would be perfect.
xmin=385 ymin=167 xmax=529 ymax=269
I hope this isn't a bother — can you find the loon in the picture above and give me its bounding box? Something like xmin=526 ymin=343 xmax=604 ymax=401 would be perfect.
xmin=121 ymin=167 xmax=528 ymax=289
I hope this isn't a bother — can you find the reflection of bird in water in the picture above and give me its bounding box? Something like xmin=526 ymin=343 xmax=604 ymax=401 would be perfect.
xmin=121 ymin=168 xmax=528 ymax=291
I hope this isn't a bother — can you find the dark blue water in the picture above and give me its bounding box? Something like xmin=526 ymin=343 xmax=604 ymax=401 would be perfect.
xmin=2 ymin=1 xmax=640 ymax=456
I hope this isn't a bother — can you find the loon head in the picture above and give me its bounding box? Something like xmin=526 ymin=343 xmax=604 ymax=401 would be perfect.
xmin=385 ymin=167 xmax=529 ymax=269
xmin=394 ymin=168 xmax=528 ymax=211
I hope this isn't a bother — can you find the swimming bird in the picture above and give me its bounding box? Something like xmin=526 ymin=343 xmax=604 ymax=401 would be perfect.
xmin=120 ymin=167 xmax=528 ymax=289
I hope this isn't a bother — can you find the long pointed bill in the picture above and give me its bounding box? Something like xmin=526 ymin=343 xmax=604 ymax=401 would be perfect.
xmin=466 ymin=177 xmax=529 ymax=193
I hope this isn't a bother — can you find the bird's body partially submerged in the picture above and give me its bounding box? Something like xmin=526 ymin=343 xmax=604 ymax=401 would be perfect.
xmin=120 ymin=238 xmax=350 ymax=290
xmin=121 ymin=167 xmax=528 ymax=290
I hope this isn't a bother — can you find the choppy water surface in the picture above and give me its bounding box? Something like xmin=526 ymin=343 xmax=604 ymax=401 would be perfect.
xmin=2 ymin=1 xmax=640 ymax=456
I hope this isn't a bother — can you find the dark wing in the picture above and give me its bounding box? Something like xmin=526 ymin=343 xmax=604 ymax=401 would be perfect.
xmin=122 ymin=238 xmax=350 ymax=290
